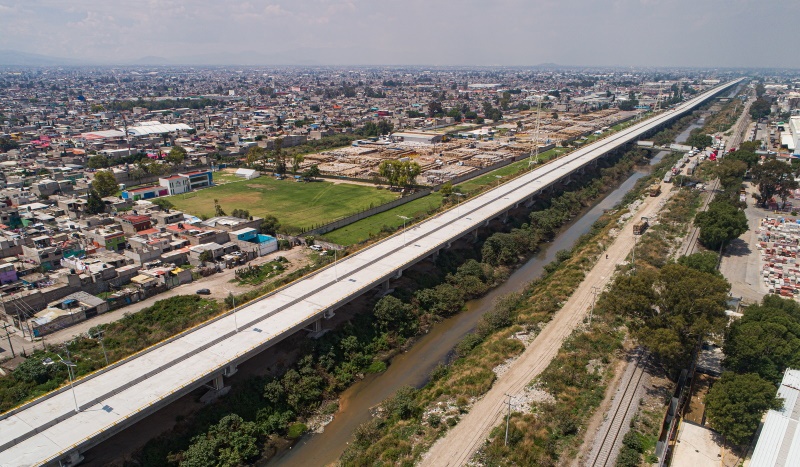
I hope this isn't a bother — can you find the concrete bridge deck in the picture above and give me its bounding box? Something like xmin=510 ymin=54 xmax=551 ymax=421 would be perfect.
xmin=0 ymin=78 xmax=742 ymax=466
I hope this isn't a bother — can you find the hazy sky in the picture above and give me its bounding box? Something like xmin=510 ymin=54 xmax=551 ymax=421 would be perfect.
xmin=0 ymin=0 xmax=796 ymax=67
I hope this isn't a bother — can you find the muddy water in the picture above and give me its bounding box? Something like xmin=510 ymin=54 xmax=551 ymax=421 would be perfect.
xmin=270 ymin=152 xmax=670 ymax=467
xmin=676 ymin=120 xmax=703 ymax=144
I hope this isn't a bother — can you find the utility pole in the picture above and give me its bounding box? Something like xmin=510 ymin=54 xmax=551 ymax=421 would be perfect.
xmin=2 ymin=322 xmax=15 ymax=358
xmin=504 ymin=393 xmax=516 ymax=446
xmin=632 ymin=234 xmax=637 ymax=276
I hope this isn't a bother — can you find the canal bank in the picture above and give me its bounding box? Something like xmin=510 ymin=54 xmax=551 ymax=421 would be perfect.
xmin=271 ymin=149 xmax=673 ymax=467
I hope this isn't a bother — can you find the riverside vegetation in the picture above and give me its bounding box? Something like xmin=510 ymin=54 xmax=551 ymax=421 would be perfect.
xmin=339 ymin=147 xmax=691 ymax=466
xmin=135 ymin=137 xmax=661 ymax=466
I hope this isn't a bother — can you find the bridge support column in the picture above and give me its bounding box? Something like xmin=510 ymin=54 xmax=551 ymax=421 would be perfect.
xmin=201 ymin=373 xmax=231 ymax=403
xmin=472 ymin=229 xmax=479 ymax=242
xmin=58 ymin=451 xmax=84 ymax=467
xmin=212 ymin=374 xmax=224 ymax=391
xmin=501 ymin=211 xmax=509 ymax=223
xmin=430 ymin=249 xmax=439 ymax=262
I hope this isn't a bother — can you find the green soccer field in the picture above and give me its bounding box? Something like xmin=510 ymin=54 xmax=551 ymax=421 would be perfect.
xmin=169 ymin=176 xmax=399 ymax=232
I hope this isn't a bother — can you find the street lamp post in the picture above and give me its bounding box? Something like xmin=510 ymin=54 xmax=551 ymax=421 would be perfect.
xmin=43 ymin=355 xmax=79 ymax=413
xmin=224 ymin=288 xmax=239 ymax=333
xmin=92 ymin=330 xmax=109 ymax=366
xmin=397 ymin=215 xmax=411 ymax=246
xmin=454 ymin=192 xmax=466 ymax=215
xmin=333 ymin=248 xmax=339 ymax=282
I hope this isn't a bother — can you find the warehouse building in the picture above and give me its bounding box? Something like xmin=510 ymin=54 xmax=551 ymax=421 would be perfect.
xmin=750 ymin=368 xmax=800 ymax=466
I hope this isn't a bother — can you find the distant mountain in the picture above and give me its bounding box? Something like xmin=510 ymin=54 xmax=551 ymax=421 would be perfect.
xmin=0 ymin=50 xmax=84 ymax=66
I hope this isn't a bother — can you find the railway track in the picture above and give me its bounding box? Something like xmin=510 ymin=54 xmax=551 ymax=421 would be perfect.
xmin=587 ymin=349 xmax=648 ymax=467
xmin=679 ymin=176 xmax=721 ymax=257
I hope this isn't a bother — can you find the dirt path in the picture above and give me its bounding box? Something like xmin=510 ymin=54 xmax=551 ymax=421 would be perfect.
xmin=421 ymin=185 xmax=675 ymax=467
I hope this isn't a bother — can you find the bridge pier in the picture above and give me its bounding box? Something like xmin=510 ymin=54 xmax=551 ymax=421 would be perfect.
xmin=57 ymin=451 xmax=83 ymax=467
xmin=212 ymin=374 xmax=225 ymax=391
xmin=430 ymin=249 xmax=439 ymax=262
xmin=201 ymin=373 xmax=231 ymax=403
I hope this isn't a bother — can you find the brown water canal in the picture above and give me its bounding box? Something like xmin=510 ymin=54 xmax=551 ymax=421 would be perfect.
xmin=270 ymin=150 xmax=671 ymax=467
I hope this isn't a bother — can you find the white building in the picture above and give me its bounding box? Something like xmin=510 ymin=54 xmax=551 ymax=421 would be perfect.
xmin=750 ymin=368 xmax=800 ymax=466
xmin=159 ymin=175 xmax=190 ymax=195
xmin=235 ymin=168 xmax=260 ymax=180
xmin=784 ymin=116 xmax=800 ymax=155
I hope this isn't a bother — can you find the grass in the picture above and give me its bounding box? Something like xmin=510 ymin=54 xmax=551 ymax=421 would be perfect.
xmin=322 ymin=148 xmax=569 ymax=246
xmin=320 ymin=192 xmax=444 ymax=245
xmin=169 ymin=176 xmax=398 ymax=232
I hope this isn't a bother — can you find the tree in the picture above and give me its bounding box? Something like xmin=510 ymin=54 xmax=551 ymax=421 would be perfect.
xmin=175 ymin=414 xmax=260 ymax=467
xmin=246 ymin=146 xmax=265 ymax=166
xmin=755 ymin=82 xmax=766 ymax=98
xmin=92 ymin=170 xmax=119 ymax=197
xmin=231 ymin=209 xmax=250 ymax=219
xmin=378 ymin=160 xmax=421 ymax=189
xmin=752 ymin=159 xmax=798 ymax=207
xmin=446 ymin=108 xmax=462 ymax=122
xmin=677 ymin=251 xmax=722 ymax=275
xmin=0 ymin=137 xmax=19 ymax=152
xmin=427 ymin=101 xmax=444 ymax=118
xmin=259 ymin=215 xmax=281 ymax=235
xmin=291 ymin=154 xmax=304 ymax=174
xmin=694 ymin=200 xmax=748 ymax=251
xmin=87 ymin=154 xmax=110 ymax=169
xmin=199 ymin=250 xmax=213 ymax=264
xmin=750 ymin=98 xmax=771 ymax=120
xmin=213 ymin=199 xmax=226 ymax=217
xmin=85 ymin=189 xmax=106 ymax=215
xmin=373 ymin=295 xmax=416 ymax=336
xmin=151 ymin=198 xmax=174 ymax=211
xmin=724 ymin=295 xmax=800 ymax=383
xmin=705 ymin=372 xmax=782 ymax=446
xmin=612 ymin=264 xmax=730 ymax=372
xmin=302 ymin=164 xmax=321 ymax=181
xmin=273 ymin=138 xmax=286 ymax=175
xmin=726 ymin=149 xmax=759 ymax=169
xmin=714 ymin=159 xmax=748 ymax=192
xmin=377 ymin=120 xmax=394 ymax=135
xmin=686 ymin=130 xmax=712 ymax=149
xmin=166 ymin=145 xmax=187 ymax=165
xmin=482 ymin=102 xmax=503 ymax=121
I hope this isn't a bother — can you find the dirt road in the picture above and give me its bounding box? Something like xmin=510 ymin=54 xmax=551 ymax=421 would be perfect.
xmin=421 ymin=185 xmax=675 ymax=467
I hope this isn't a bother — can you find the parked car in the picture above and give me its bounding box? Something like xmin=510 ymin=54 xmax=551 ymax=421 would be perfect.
xmin=310 ymin=245 xmax=322 ymax=251
xmin=196 ymin=288 xmax=211 ymax=295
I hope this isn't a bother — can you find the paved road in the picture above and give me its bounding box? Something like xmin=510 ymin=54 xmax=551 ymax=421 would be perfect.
xmin=719 ymin=182 xmax=767 ymax=304
xmin=0 ymin=80 xmax=741 ymax=467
